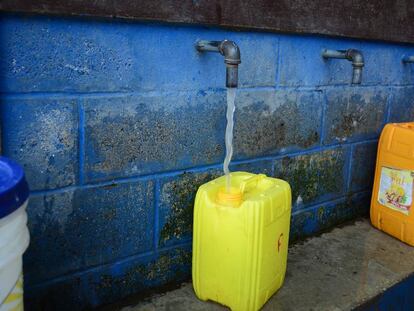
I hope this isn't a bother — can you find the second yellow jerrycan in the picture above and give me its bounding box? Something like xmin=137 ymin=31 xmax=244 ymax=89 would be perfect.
xmin=192 ymin=172 xmax=292 ymax=311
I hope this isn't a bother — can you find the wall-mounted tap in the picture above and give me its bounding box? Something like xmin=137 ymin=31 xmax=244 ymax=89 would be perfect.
xmin=322 ymin=49 xmax=364 ymax=84
xmin=195 ymin=40 xmax=241 ymax=88
xmin=402 ymin=55 xmax=414 ymax=63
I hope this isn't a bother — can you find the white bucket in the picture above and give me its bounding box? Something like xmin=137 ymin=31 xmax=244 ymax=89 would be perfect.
xmin=0 ymin=201 xmax=30 ymax=311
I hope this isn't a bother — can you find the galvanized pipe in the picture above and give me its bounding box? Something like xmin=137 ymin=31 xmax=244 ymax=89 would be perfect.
xmin=322 ymin=48 xmax=364 ymax=84
xmin=196 ymin=40 xmax=241 ymax=88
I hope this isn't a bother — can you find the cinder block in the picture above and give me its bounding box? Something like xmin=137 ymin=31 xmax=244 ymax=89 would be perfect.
xmin=388 ymin=87 xmax=414 ymax=123
xmin=349 ymin=141 xmax=378 ymax=193
xmin=360 ymin=43 xmax=414 ymax=85
xmin=0 ymin=16 xmax=139 ymax=92
xmin=1 ymin=97 xmax=78 ymax=190
xmin=279 ymin=36 xmax=359 ymax=86
xmin=230 ymin=159 xmax=273 ymax=176
xmin=158 ymin=169 xmax=221 ymax=247
xmin=230 ymin=32 xmax=278 ymax=87
xmin=274 ymin=147 xmax=349 ymax=210
xmin=83 ymin=91 xmax=226 ymax=182
xmin=233 ymin=89 xmax=323 ymax=159
xmin=25 ymin=180 xmax=154 ymax=284
xmin=25 ymin=245 xmax=191 ymax=311
xmin=0 ymin=15 xmax=278 ymax=93
xmin=323 ymin=87 xmax=387 ymax=144
xmin=290 ymin=192 xmax=370 ymax=242
xmin=84 ymin=246 xmax=191 ymax=308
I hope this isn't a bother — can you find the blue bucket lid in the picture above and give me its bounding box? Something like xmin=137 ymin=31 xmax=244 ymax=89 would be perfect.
xmin=0 ymin=156 xmax=29 ymax=219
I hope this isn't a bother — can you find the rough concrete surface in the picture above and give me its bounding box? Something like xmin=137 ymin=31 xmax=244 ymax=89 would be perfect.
xmin=123 ymin=220 xmax=414 ymax=311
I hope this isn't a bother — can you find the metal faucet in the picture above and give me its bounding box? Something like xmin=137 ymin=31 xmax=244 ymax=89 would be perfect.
xmin=195 ymin=40 xmax=241 ymax=88
xmin=322 ymin=49 xmax=364 ymax=84
xmin=402 ymin=56 xmax=414 ymax=63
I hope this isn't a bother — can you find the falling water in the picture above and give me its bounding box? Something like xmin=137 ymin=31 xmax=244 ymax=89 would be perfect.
xmin=223 ymin=87 xmax=236 ymax=191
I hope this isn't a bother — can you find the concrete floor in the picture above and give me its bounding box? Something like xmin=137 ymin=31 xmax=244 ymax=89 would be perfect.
xmin=121 ymin=220 xmax=414 ymax=311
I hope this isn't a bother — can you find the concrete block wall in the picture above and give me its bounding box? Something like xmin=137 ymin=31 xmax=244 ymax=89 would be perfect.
xmin=1 ymin=13 xmax=414 ymax=310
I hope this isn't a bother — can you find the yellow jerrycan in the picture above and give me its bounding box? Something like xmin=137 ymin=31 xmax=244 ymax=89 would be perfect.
xmin=192 ymin=172 xmax=292 ymax=311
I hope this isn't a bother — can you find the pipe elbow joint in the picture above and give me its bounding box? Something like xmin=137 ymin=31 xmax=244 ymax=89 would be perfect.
xmin=346 ymin=49 xmax=364 ymax=84
xmin=219 ymin=40 xmax=241 ymax=66
xmin=346 ymin=49 xmax=364 ymax=68
xmin=195 ymin=39 xmax=240 ymax=88
xmin=321 ymin=48 xmax=363 ymax=84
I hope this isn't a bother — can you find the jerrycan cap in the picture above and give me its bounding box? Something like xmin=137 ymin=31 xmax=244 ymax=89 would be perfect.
xmin=217 ymin=186 xmax=243 ymax=206
xmin=216 ymin=174 xmax=266 ymax=207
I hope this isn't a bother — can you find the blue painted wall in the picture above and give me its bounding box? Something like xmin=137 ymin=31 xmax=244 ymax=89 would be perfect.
xmin=356 ymin=273 xmax=414 ymax=311
xmin=1 ymin=13 xmax=414 ymax=310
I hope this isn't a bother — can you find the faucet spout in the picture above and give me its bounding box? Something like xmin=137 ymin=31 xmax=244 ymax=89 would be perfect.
xmin=322 ymin=48 xmax=364 ymax=84
xmin=196 ymin=40 xmax=241 ymax=88
xmin=345 ymin=49 xmax=364 ymax=84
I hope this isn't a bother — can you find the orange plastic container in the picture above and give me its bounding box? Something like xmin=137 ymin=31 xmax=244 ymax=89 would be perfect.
xmin=371 ymin=122 xmax=414 ymax=245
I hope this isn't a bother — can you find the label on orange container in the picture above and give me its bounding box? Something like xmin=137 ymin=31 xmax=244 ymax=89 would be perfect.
xmin=378 ymin=167 xmax=414 ymax=215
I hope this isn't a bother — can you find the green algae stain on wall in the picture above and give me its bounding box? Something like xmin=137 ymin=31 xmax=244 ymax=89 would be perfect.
xmin=89 ymin=247 xmax=192 ymax=307
xmin=136 ymin=248 xmax=192 ymax=282
xmin=159 ymin=170 xmax=222 ymax=246
xmin=289 ymin=193 xmax=369 ymax=243
xmin=274 ymin=147 xmax=347 ymax=208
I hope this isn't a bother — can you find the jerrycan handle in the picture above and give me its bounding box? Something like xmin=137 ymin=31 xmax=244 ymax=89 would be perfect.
xmin=240 ymin=174 xmax=266 ymax=194
xmin=402 ymin=123 xmax=414 ymax=130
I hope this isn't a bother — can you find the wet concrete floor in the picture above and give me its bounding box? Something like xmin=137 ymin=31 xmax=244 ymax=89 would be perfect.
xmin=122 ymin=220 xmax=414 ymax=311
